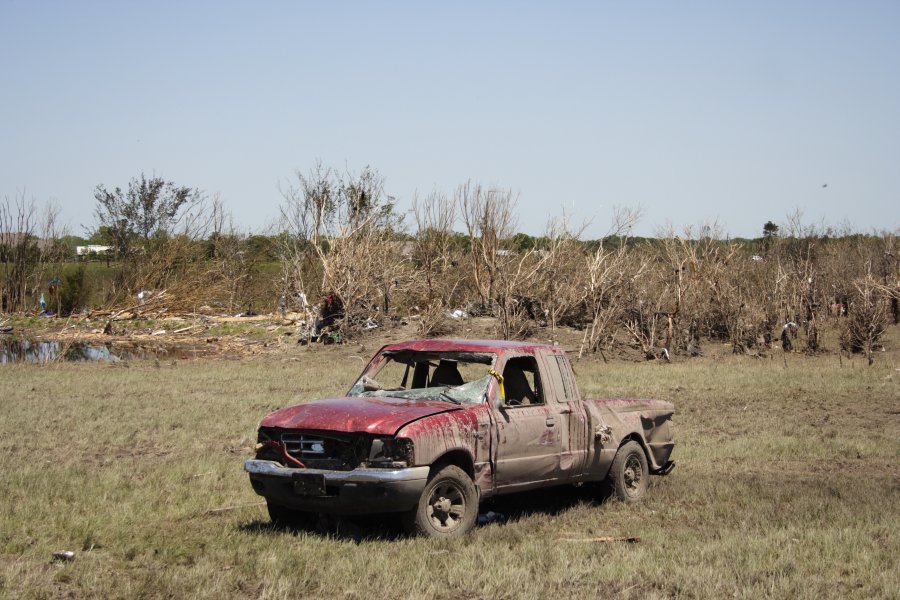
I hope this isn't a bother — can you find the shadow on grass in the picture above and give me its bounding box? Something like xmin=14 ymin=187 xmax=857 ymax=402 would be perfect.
xmin=238 ymin=484 xmax=612 ymax=542
xmin=238 ymin=514 xmax=406 ymax=542
xmin=480 ymin=482 xmax=610 ymax=522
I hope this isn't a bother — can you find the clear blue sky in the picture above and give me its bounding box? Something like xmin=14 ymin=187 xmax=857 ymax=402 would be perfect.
xmin=2 ymin=1 xmax=898 ymax=238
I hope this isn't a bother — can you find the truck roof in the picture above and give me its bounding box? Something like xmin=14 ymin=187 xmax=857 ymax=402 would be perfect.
xmin=380 ymin=338 xmax=561 ymax=355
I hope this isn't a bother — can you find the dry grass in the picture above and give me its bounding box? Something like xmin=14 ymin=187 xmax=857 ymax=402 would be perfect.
xmin=1 ymin=331 xmax=898 ymax=599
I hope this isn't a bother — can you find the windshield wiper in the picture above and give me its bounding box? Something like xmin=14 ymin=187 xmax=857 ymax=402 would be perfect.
xmin=439 ymin=391 xmax=461 ymax=405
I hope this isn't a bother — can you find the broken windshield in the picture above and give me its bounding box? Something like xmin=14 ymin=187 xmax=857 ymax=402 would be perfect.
xmin=348 ymin=351 xmax=496 ymax=405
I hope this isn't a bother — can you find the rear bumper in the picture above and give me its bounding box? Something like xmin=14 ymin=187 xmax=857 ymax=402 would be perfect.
xmin=244 ymin=459 xmax=429 ymax=515
xmin=651 ymin=460 xmax=676 ymax=476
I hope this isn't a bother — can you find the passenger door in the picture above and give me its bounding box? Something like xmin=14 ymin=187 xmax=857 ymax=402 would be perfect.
xmin=492 ymin=354 xmax=565 ymax=491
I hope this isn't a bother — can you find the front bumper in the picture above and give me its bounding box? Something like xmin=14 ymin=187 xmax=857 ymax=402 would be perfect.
xmin=244 ymin=459 xmax=430 ymax=515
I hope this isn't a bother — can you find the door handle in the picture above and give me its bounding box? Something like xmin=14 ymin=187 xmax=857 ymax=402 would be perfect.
xmin=546 ymin=418 xmax=555 ymax=427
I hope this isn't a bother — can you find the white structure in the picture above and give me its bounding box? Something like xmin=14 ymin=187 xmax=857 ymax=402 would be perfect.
xmin=76 ymin=245 xmax=112 ymax=256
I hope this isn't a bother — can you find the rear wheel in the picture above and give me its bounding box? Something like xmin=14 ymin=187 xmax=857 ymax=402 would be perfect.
xmin=609 ymin=441 xmax=649 ymax=502
xmin=403 ymin=465 xmax=477 ymax=538
xmin=266 ymin=501 xmax=317 ymax=530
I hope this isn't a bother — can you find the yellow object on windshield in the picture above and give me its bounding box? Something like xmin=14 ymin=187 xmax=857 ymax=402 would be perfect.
xmin=488 ymin=369 xmax=505 ymax=402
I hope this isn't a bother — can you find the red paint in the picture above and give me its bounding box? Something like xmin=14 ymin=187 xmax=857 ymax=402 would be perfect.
xmin=261 ymin=396 xmax=461 ymax=435
xmin=377 ymin=338 xmax=550 ymax=355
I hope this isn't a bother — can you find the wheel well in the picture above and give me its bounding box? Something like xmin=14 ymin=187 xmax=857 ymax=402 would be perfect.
xmin=430 ymin=450 xmax=475 ymax=480
xmin=619 ymin=433 xmax=650 ymax=463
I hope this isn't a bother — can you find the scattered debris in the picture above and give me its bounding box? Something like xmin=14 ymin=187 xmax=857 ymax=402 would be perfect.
xmin=477 ymin=511 xmax=505 ymax=525
xmin=173 ymin=324 xmax=205 ymax=335
xmin=213 ymin=315 xmax=271 ymax=323
xmin=52 ymin=551 xmax=75 ymax=562
xmin=202 ymin=501 xmax=266 ymax=516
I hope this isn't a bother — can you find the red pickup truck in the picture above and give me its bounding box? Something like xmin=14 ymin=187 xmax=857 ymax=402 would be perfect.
xmin=245 ymin=339 xmax=675 ymax=537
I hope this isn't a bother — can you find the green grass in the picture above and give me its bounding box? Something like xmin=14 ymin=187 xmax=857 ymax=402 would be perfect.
xmin=0 ymin=338 xmax=898 ymax=599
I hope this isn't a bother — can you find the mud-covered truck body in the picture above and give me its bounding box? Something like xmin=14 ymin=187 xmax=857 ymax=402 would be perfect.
xmin=245 ymin=339 xmax=675 ymax=537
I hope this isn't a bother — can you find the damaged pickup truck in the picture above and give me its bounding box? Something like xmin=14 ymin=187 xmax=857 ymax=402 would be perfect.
xmin=245 ymin=339 xmax=675 ymax=538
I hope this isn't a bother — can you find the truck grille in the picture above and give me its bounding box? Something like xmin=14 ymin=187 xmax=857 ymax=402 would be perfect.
xmin=258 ymin=428 xmax=368 ymax=471
xmin=281 ymin=433 xmax=329 ymax=457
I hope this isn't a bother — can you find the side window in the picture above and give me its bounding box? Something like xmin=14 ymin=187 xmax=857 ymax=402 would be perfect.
xmin=502 ymin=356 xmax=544 ymax=406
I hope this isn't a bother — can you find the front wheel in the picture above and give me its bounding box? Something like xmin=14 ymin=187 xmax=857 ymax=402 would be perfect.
xmin=608 ymin=441 xmax=649 ymax=502
xmin=403 ymin=465 xmax=477 ymax=538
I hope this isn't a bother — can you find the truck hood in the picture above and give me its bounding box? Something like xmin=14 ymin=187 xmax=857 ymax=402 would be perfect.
xmin=260 ymin=396 xmax=461 ymax=435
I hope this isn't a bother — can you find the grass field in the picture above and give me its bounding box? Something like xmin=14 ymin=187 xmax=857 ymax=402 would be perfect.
xmin=1 ymin=334 xmax=898 ymax=599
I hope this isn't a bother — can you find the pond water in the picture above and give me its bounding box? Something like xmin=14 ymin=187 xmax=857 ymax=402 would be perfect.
xmin=0 ymin=338 xmax=185 ymax=364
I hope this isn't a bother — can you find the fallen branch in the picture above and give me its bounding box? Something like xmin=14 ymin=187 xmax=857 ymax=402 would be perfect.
xmin=202 ymin=501 xmax=266 ymax=516
xmin=173 ymin=324 xmax=205 ymax=335
xmin=558 ymin=536 xmax=640 ymax=543
xmin=212 ymin=315 xmax=274 ymax=323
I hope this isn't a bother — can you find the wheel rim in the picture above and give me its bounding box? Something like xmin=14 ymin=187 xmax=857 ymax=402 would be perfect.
xmin=425 ymin=482 xmax=466 ymax=532
xmin=622 ymin=453 xmax=644 ymax=497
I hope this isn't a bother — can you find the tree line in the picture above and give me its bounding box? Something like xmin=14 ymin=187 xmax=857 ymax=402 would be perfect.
xmin=2 ymin=166 xmax=898 ymax=362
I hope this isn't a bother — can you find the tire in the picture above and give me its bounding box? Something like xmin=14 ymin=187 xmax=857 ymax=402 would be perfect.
xmin=266 ymin=501 xmax=317 ymax=530
xmin=403 ymin=465 xmax=478 ymax=538
xmin=608 ymin=441 xmax=649 ymax=503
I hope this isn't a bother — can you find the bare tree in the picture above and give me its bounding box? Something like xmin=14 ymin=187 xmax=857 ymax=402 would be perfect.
xmin=458 ymin=182 xmax=517 ymax=314
xmin=532 ymin=215 xmax=587 ymax=343
xmin=579 ymin=208 xmax=644 ymax=358
xmin=204 ymin=197 xmax=259 ymax=313
xmin=277 ymin=162 xmax=335 ymax=314
xmin=0 ymin=192 xmax=39 ymax=312
xmin=772 ymin=210 xmax=824 ymax=351
xmin=411 ymin=190 xmax=463 ymax=336
xmin=31 ymin=201 xmax=69 ymax=314
xmin=412 ymin=190 xmax=458 ymax=303
xmin=842 ymin=261 xmax=891 ymax=364
xmin=277 ymin=164 xmax=404 ymax=335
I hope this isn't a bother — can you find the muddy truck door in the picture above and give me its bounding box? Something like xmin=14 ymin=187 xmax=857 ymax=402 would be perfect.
xmin=491 ymin=352 xmax=567 ymax=490
xmin=538 ymin=349 xmax=590 ymax=479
